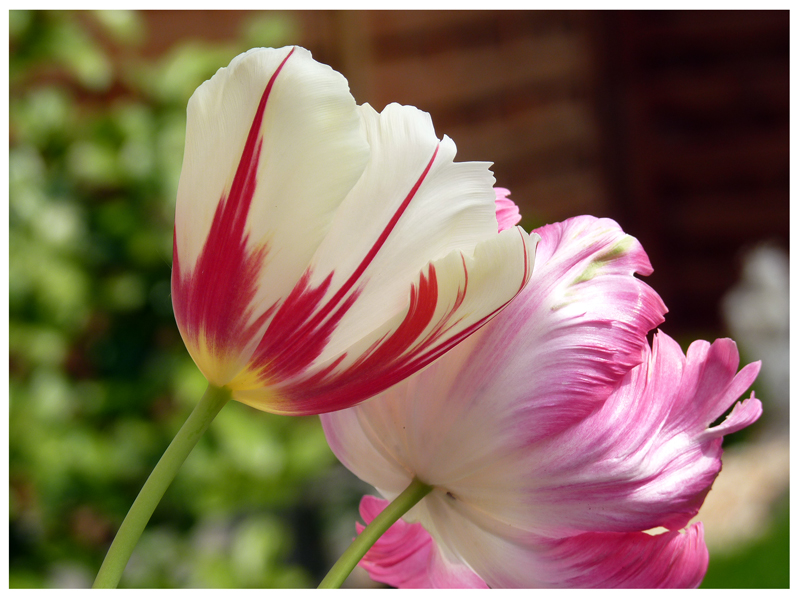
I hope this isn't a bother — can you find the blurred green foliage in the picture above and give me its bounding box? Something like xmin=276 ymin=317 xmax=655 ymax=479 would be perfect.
xmin=8 ymin=10 xmax=366 ymax=588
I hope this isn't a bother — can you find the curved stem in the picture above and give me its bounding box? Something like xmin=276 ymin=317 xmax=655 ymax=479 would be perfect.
xmin=318 ymin=478 xmax=433 ymax=589
xmin=93 ymin=384 xmax=232 ymax=589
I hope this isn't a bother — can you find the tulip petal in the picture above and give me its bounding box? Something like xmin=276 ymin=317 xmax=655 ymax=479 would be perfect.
xmin=307 ymin=104 xmax=505 ymax=355
xmin=320 ymin=398 xmax=413 ymax=496
xmin=428 ymin=216 xmax=666 ymax=475
xmin=521 ymin=332 xmax=762 ymax=535
xmin=419 ymin=494 xmax=707 ymax=588
xmin=666 ymin=338 xmax=763 ymax=439
xmin=700 ymin=391 xmax=762 ymax=440
xmin=536 ymin=524 xmax=709 ymax=588
xmin=494 ymin=187 xmax=521 ymax=232
xmin=356 ymin=496 xmax=488 ymax=589
xmin=467 ymin=215 xmax=667 ymax=445
xmin=172 ymin=46 xmax=370 ymax=385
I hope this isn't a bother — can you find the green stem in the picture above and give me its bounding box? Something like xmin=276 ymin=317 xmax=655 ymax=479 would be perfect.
xmin=318 ymin=478 xmax=433 ymax=589
xmin=93 ymin=384 xmax=232 ymax=589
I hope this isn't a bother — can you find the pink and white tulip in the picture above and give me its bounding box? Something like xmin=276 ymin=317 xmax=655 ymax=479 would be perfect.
xmin=171 ymin=47 xmax=534 ymax=415
xmin=321 ymin=195 xmax=762 ymax=588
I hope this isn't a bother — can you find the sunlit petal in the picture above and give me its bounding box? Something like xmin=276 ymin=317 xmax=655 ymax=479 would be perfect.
xmin=172 ymin=47 xmax=369 ymax=385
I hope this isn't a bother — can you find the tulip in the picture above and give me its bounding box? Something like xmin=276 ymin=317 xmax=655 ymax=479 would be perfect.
xmin=171 ymin=47 xmax=534 ymax=415
xmin=320 ymin=199 xmax=762 ymax=588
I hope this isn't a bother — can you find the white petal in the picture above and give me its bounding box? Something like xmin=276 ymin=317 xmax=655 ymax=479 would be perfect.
xmin=307 ymin=102 xmax=504 ymax=355
xmin=320 ymin=402 xmax=415 ymax=496
xmin=175 ymin=46 xmax=369 ymax=310
xmin=416 ymin=492 xmax=549 ymax=588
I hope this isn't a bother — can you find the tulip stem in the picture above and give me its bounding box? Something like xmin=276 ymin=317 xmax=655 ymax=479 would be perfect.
xmin=93 ymin=384 xmax=232 ymax=589
xmin=318 ymin=477 xmax=433 ymax=589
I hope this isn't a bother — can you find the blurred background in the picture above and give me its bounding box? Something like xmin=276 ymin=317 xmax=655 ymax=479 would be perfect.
xmin=8 ymin=10 xmax=789 ymax=588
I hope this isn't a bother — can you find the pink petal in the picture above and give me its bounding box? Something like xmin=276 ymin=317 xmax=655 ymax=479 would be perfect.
xmin=468 ymin=215 xmax=667 ymax=444
xmin=524 ymin=331 xmax=762 ymax=535
xmin=401 ymin=495 xmax=707 ymax=588
xmin=538 ymin=523 xmax=708 ymax=588
xmin=320 ymin=403 xmax=413 ymax=494
xmin=357 ymin=496 xmax=488 ymax=589
xmin=664 ymin=337 xmax=763 ymax=438
xmin=494 ymin=187 xmax=521 ymax=232
xmin=700 ymin=391 xmax=762 ymax=440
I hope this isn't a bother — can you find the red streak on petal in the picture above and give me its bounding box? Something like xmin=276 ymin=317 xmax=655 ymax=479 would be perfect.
xmin=353 ymin=262 xmax=440 ymax=372
xmin=276 ymin=265 xmax=440 ymax=412
xmin=172 ymin=48 xmax=295 ymax=367
xmin=246 ymin=269 xmax=360 ymax=383
xmin=277 ymin=260 xmax=473 ymax=414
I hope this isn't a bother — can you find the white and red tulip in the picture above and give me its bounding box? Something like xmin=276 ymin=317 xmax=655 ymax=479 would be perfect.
xmin=171 ymin=47 xmax=534 ymax=415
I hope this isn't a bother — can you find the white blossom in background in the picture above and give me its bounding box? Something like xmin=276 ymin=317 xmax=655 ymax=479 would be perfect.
xmin=722 ymin=242 xmax=789 ymax=432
